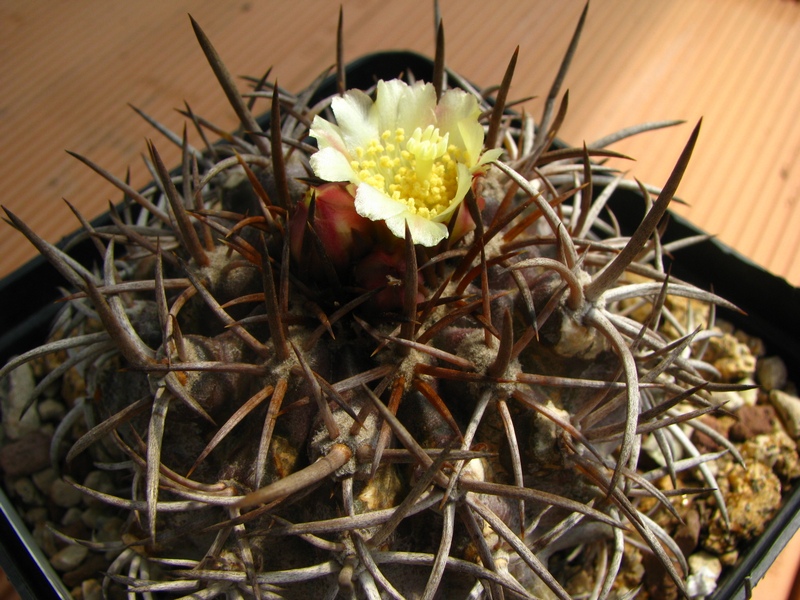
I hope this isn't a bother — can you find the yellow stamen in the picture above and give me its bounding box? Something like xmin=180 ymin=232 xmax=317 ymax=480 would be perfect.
xmin=351 ymin=127 xmax=461 ymax=218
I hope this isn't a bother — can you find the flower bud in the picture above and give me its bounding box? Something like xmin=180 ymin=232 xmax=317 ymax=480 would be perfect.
xmin=290 ymin=182 xmax=375 ymax=277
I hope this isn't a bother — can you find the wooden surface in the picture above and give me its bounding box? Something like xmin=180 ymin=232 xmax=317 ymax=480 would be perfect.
xmin=0 ymin=0 xmax=798 ymax=286
xmin=0 ymin=1 xmax=799 ymax=598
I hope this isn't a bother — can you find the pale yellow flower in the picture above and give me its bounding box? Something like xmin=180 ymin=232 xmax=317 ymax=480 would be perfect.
xmin=309 ymin=80 xmax=502 ymax=247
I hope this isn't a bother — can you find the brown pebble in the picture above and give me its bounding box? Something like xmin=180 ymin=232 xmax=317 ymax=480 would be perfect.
xmin=32 ymin=467 xmax=58 ymax=494
xmin=58 ymin=517 xmax=90 ymax=543
xmin=50 ymin=477 xmax=84 ymax=508
xmin=62 ymin=555 xmax=109 ymax=589
xmin=729 ymin=404 xmax=777 ymax=442
xmin=12 ymin=477 xmax=41 ymax=505
xmin=32 ymin=521 xmax=58 ymax=557
xmin=719 ymin=550 xmax=739 ymax=567
xmin=673 ymin=509 xmax=701 ymax=555
xmin=82 ymin=578 xmax=103 ymax=600
xmin=0 ymin=430 xmax=52 ymax=476
xmin=757 ymin=356 xmax=788 ymax=391
xmin=81 ymin=470 xmax=115 ymax=507
xmin=24 ymin=507 xmax=49 ymax=527
xmin=50 ymin=544 xmax=88 ymax=572
xmin=692 ymin=415 xmax=732 ymax=453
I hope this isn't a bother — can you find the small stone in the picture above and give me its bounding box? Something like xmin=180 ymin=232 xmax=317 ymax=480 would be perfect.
xmin=63 ymin=557 xmax=108 ymax=591
xmin=707 ymin=333 xmax=756 ymax=381
xmin=729 ymin=404 xmax=777 ymax=442
xmin=61 ymin=507 xmax=84 ymax=527
xmin=710 ymin=389 xmax=746 ymax=412
xmin=692 ymin=415 xmax=734 ymax=453
xmin=81 ymin=506 xmax=103 ymax=529
xmin=50 ymin=477 xmax=83 ymax=507
xmin=13 ymin=477 xmax=41 ymax=505
xmin=59 ymin=517 xmax=90 ymax=543
xmin=717 ymin=321 xmax=735 ymax=335
xmin=81 ymin=470 xmax=115 ymax=507
xmin=0 ymin=430 xmax=52 ymax=476
xmin=24 ymin=506 xmax=49 ymax=526
xmin=757 ymin=356 xmax=788 ymax=391
xmin=32 ymin=467 xmax=58 ymax=494
xmin=1 ymin=361 xmax=41 ymax=440
xmin=741 ymin=429 xmax=800 ymax=481
xmin=32 ymin=520 xmax=58 ymax=557
xmin=49 ymin=544 xmax=89 ymax=572
xmin=673 ymin=509 xmax=701 ymax=555
xmin=94 ymin=516 xmax=124 ymax=545
xmin=704 ymin=460 xmax=782 ymax=554
xmin=738 ymin=379 xmax=759 ymax=406
xmin=38 ymin=398 xmax=67 ymax=422
xmin=81 ymin=579 xmax=102 ymax=600
xmin=686 ymin=551 xmax=722 ymax=598
xmin=719 ymin=550 xmax=739 ymax=567
xmin=734 ymin=329 xmax=765 ymax=358
xmin=770 ymin=389 xmax=800 ymax=439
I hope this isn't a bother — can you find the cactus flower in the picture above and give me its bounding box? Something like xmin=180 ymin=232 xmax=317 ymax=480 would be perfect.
xmin=309 ymin=79 xmax=502 ymax=247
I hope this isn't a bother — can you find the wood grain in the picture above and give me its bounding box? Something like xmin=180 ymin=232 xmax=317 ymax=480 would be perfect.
xmin=1 ymin=1 xmax=798 ymax=285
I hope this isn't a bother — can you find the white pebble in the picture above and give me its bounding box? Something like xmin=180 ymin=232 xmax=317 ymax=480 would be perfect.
xmin=738 ymin=378 xmax=759 ymax=406
xmin=770 ymin=389 xmax=800 ymax=439
xmin=686 ymin=551 xmax=722 ymax=598
xmin=710 ymin=389 xmax=745 ymax=412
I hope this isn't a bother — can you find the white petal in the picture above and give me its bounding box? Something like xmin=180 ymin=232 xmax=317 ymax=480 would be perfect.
xmin=354 ymin=183 xmax=407 ymax=221
xmin=310 ymin=147 xmax=357 ymax=183
xmin=436 ymin=88 xmax=481 ymax=152
xmin=309 ymin=115 xmax=348 ymax=154
xmin=386 ymin=213 xmax=448 ymax=247
xmin=457 ymin=119 xmax=485 ymax=167
xmin=331 ymin=88 xmax=378 ymax=148
xmin=438 ymin=87 xmax=480 ymax=121
xmin=374 ymin=80 xmax=407 ymax=132
xmin=397 ymin=82 xmax=437 ymax=134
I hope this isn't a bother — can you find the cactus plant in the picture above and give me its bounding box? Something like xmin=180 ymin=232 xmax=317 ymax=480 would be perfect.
xmin=1 ymin=5 xmax=762 ymax=599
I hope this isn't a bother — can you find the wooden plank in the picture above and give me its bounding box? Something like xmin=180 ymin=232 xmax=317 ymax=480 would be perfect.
xmin=1 ymin=1 xmax=798 ymax=284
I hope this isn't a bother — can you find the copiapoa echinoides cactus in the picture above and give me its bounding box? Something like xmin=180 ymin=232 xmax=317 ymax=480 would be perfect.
xmin=1 ymin=4 xmax=754 ymax=599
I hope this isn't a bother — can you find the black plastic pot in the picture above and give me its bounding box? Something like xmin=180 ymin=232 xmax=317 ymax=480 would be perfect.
xmin=1 ymin=51 xmax=798 ymax=600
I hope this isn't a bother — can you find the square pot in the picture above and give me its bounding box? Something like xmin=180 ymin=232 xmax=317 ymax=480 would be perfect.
xmin=1 ymin=51 xmax=798 ymax=600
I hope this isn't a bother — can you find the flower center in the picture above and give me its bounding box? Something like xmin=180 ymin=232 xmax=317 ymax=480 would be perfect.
xmin=350 ymin=125 xmax=462 ymax=219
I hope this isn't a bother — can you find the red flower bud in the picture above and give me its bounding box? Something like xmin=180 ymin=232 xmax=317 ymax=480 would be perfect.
xmin=290 ymin=183 xmax=375 ymax=277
